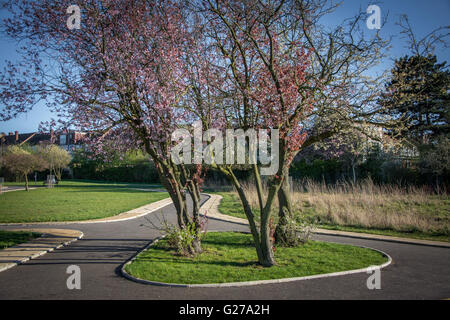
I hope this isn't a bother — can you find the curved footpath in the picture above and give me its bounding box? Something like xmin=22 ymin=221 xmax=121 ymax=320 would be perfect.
xmin=0 ymin=228 xmax=83 ymax=273
xmin=0 ymin=194 xmax=449 ymax=299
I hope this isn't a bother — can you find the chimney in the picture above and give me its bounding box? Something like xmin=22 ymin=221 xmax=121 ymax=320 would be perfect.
xmin=15 ymin=131 xmax=19 ymax=142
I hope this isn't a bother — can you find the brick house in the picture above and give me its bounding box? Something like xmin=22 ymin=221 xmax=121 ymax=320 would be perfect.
xmin=0 ymin=129 xmax=86 ymax=154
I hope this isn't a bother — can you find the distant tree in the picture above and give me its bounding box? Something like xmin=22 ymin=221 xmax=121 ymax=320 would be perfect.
xmin=2 ymin=145 xmax=47 ymax=191
xmin=380 ymin=54 xmax=450 ymax=146
xmin=37 ymin=144 xmax=72 ymax=181
xmin=314 ymin=127 xmax=383 ymax=184
xmin=419 ymin=135 xmax=450 ymax=187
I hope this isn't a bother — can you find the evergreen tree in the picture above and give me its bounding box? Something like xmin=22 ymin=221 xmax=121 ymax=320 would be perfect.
xmin=381 ymin=55 xmax=449 ymax=146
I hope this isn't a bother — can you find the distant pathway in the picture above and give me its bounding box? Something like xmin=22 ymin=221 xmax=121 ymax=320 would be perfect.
xmin=0 ymin=185 xmax=42 ymax=193
xmin=0 ymin=195 xmax=449 ymax=299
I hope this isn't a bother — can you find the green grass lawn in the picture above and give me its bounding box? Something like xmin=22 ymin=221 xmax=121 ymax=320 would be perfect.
xmin=125 ymin=232 xmax=388 ymax=284
xmin=0 ymin=180 xmax=169 ymax=223
xmin=216 ymin=192 xmax=254 ymax=220
xmin=2 ymin=179 xmax=163 ymax=189
xmin=0 ymin=230 xmax=41 ymax=249
xmin=215 ymin=192 xmax=450 ymax=243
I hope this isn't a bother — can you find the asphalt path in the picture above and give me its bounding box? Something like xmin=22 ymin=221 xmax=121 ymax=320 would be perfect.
xmin=0 ymin=195 xmax=449 ymax=300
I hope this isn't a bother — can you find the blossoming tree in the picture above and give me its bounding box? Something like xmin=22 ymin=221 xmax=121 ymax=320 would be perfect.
xmin=184 ymin=0 xmax=394 ymax=262
xmin=0 ymin=0 xmax=205 ymax=254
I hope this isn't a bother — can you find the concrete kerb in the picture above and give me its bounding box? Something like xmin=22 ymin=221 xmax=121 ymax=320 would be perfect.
xmin=313 ymin=229 xmax=450 ymax=249
xmin=120 ymin=230 xmax=393 ymax=288
xmin=198 ymin=193 xmax=248 ymax=226
xmin=0 ymin=228 xmax=84 ymax=273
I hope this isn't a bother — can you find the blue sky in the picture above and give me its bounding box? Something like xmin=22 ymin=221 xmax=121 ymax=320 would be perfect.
xmin=0 ymin=0 xmax=449 ymax=134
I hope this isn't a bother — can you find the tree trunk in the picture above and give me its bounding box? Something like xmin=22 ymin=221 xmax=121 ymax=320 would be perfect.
xmin=274 ymin=171 xmax=297 ymax=246
xmin=260 ymin=206 xmax=276 ymax=267
xmin=221 ymin=168 xmax=267 ymax=264
xmin=55 ymin=168 xmax=62 ymax=181
xmin=259 ymin=178 xmax=281 ymax=267
xmin=171 ymin=184 xmax=190 ymax=228
xmin=191 ymin=237 xmax=202 ymax=255
xmin=221 ymin=166 xmax=277 ymax=267
xmin=187 ymin=180 xmax=203 ymax=254
xmin=235 ymin=182 xmax=266 ymax=264
xmin=24 ymin=174 xmax=29 ymax=191
xmin=352 ymin=161 xmax=356 ymax=184
xmin=155 ymin=163 xmax=190 ymax=229
xmin=187 ymin=181 xmax=201 ymax=227
xmin=143 ymin=140 xmax=203 ymax=255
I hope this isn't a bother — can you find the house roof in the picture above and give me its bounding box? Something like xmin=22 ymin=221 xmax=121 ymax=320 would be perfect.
xmin=0 ymin=130 xmax=85 ymax=146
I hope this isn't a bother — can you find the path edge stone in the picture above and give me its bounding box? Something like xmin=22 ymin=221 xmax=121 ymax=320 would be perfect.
xmin=0 ymin=228 xmax=84 ymax=273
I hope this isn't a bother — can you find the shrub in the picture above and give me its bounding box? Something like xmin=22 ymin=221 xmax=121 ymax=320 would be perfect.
xmin=142 ymin=213 xmax=209 ymax=257
xmin=70 ymin=148 xmax=160 ymax=183
xmin=276 ymin=210 xmax=316 ymax=247
xmin=165 ymin=222 xmax=202 ymax=256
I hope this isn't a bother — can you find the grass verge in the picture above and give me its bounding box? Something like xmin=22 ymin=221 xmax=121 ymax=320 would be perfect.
xmin=0 ymin=230 xmax=41 ymax=249
xmin=0 ymin=180 xmax=169 ymax=223
xmin=215 ymin=190 xmax=449 ymax=243
xmin=317 ymin=225 xmax=450 ymax=242
xmin=124 ymin=232 xmax=388 ymax=285
xmin=216 ymin=192 xmax=252 ymax=220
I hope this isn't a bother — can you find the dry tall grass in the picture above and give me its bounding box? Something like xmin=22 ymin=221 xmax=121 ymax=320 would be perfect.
xmin=233 ymin=179 xmax=449 ymax=236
